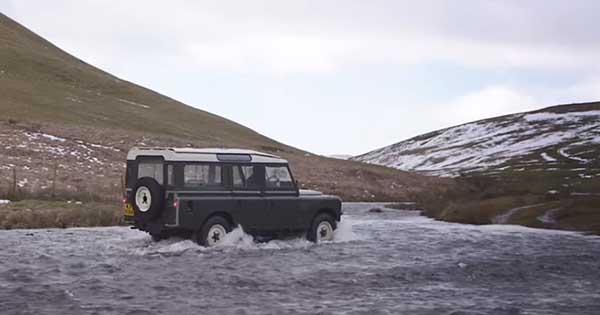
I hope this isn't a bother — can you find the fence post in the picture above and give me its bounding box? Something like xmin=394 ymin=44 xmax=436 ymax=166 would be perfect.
xmin=12 ymin=168 xmax=17 ymax=197
xmin=120 ymin=175 xmax=125 ymax=197
xmin=51 ymin=163 xmax=58 ymax=199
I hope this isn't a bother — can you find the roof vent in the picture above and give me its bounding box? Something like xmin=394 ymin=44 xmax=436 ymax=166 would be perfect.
xmin=216 ymin=154 xmax=252 ymax=162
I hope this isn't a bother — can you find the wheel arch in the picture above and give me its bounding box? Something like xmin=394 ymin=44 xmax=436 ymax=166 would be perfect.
xmin=313 ymin=208 xmax=340 ymax=225
xmin=306 ymin=208 xmax=339 ymax=242
xmin=202 ymin=211 xmax=236 ymax=230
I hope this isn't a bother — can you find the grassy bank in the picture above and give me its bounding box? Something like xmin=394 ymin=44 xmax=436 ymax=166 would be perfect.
xmin=415 ymin=171 xmax=600 ymax=235
xmin=0 ymin=200 xmax=122 ymax=229
xmin=2 ymin=196 xmax=598 ymax=233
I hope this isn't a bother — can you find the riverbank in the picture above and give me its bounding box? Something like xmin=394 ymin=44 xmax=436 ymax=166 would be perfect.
xmin=411 ymin=194 xmax=600 ymax=236
xmin=0 ymin=200 xmax=123 ymax=229
xmin=2 ymin=196 xmax=599 ymax=235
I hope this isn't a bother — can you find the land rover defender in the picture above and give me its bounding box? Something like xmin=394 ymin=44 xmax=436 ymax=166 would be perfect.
xmin=124 ymin=147 xmax=342 ymax=246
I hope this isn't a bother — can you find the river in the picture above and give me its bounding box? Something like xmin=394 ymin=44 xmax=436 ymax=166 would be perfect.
xmin=1 ymin=203 xmax=599 ymax=314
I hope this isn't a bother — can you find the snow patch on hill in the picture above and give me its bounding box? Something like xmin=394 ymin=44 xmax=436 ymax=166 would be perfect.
xmin=524 ymin=110 xmax=600 ymax=122
xmin=328 ymin=154 xmax=353 ymax=160
xmin=541 ymin=152 xmax=557 ymax=162
xmin=117 ymin=98 xmax=151 ymax=109
xmin=353 ymin=108 xmax=600 ymax=176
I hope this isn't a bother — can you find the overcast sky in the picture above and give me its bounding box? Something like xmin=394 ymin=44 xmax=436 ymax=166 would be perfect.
xmin=2 ymin=1 xmax=600 ymax=155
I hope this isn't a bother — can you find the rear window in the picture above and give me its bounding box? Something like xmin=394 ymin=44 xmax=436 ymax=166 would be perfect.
xmin=184 ymin=164 xmax=222 ymax=188
xmin=138 ymin=162 xmax=163 ymax=184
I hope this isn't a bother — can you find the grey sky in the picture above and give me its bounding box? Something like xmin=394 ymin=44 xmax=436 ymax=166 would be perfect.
xmin=2 ymin=1 xmax=600 ymax=155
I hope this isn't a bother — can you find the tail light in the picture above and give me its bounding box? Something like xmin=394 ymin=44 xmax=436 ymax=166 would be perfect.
xmin=123 ymin=190 xmax=131 ymax=204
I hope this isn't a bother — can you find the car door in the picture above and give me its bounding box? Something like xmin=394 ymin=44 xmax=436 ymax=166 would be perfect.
xmin=177 ymin=162 xmax=234 ymax=231
xmin=263 ymin=165 xmax=301 ymax=231
xmin=229 ymin=164 xmax=268 ymax=233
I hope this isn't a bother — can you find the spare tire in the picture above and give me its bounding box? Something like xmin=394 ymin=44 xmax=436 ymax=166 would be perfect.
xmin=131 ymin=177 xmax=164 ymax=221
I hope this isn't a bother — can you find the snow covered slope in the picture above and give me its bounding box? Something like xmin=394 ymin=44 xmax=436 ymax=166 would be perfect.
xmin=353 ymin=102 xmax=600 ymax=176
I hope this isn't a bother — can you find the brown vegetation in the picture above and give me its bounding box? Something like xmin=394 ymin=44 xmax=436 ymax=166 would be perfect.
xmin=0 ymin=200 xmax=121 ymax=229
xmin=418 ymin=173 xmax=600 ymax=235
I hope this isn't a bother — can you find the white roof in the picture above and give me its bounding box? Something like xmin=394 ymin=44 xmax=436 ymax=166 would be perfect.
xmin=126 ymin=147 xmax=287 ymax=163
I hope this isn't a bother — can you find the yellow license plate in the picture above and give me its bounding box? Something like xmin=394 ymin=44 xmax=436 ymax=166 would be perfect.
xmin=124 ymin=204 xmax=134 ymax=216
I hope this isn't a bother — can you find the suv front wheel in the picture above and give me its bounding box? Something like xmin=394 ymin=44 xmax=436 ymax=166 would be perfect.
xmin=307 ymin=213 xmax=336 ymax=243
xmin=195 ymin=216 xmax=232 ymax=247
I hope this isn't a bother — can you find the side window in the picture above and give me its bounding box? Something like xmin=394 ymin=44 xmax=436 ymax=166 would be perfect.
xmin=167 ymin=165 xmax=174 ymax=186
xmin=138 ymin=162 xmax=163 ymax=184
xmin=232 ymin=166 xmax=245 ymax=187
xmin=232 ymin=165 xmax=264 ymax=189
xmin=184 ymin=164 xmax=222 ymax=188
xmin=265 ymin=166 xmax=293 ymax=189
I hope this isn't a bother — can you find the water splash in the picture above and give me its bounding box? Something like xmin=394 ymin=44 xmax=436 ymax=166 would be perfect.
xmin=218 ymin=225 xmax=257 ymax=249
xmin=131 ymin=238 xmax=203 ymax=256
xmin=217 ymin=225 xmax=313 ymax=250
xmin=217 ymin=218 xmax=360 ymax=250
xmin=332 ymin=216 xmax=359 ymax=242
xmin=113 ymin=217 xmax=359 ymax=255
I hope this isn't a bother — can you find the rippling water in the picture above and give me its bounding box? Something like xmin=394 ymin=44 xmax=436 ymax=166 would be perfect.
xmin=1 ymin=203 xmax=600 ymax=315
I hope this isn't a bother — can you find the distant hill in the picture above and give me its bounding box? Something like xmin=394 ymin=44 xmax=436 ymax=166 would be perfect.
xmin=0 ymin=13 xmax=453 ymax=205
xmin=354 ymin=103 xmax=600 ymax=233
xmin=353 ymin=102 xmax=600 ymax=177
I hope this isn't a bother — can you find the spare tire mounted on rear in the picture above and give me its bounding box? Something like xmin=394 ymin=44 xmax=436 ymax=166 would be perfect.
xmin=131 ymin=177 xmax=164 ymax=221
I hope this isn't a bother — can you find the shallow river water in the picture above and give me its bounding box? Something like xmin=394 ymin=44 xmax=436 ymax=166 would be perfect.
xmin=1 ymin=203 xmax=600 ymax=315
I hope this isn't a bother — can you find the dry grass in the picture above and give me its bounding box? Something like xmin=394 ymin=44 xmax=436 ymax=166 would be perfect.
xmin=551 ymin=198 xmax=600 ymax=234
xmin=0 ymin=199 xmax=122 ymax=229
xmin=419 ymin=172 xmax=600 ymax=235
xmin=435 ymin=195 xmax=543 ymax=225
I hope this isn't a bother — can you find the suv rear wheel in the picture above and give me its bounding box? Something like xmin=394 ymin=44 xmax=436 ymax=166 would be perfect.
xmin=195 ymin=216 xmax=232 ymax=247
xmin=307 ymin=213 xmax=336 ymax=243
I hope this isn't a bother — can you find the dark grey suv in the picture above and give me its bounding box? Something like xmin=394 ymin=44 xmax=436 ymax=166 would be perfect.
xmin=124 ymin=147 xmax=342 ymax=246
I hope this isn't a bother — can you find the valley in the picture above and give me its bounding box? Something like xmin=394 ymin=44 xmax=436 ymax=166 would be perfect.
xmin=0 ymin=12 xmax=597 ymax=235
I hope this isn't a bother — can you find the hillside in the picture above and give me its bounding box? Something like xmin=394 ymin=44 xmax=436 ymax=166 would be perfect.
xmin=0 ymin=13 xmax=456 ymax=224
xmin=354 ymin=102 xmax=600 ymax=177
xmin=355 ymin=103 xmax=600 ymax=233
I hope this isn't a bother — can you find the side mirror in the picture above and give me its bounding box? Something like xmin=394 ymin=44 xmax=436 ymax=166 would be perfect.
xmin=295 ymin=180 xmax=300 ymax=188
